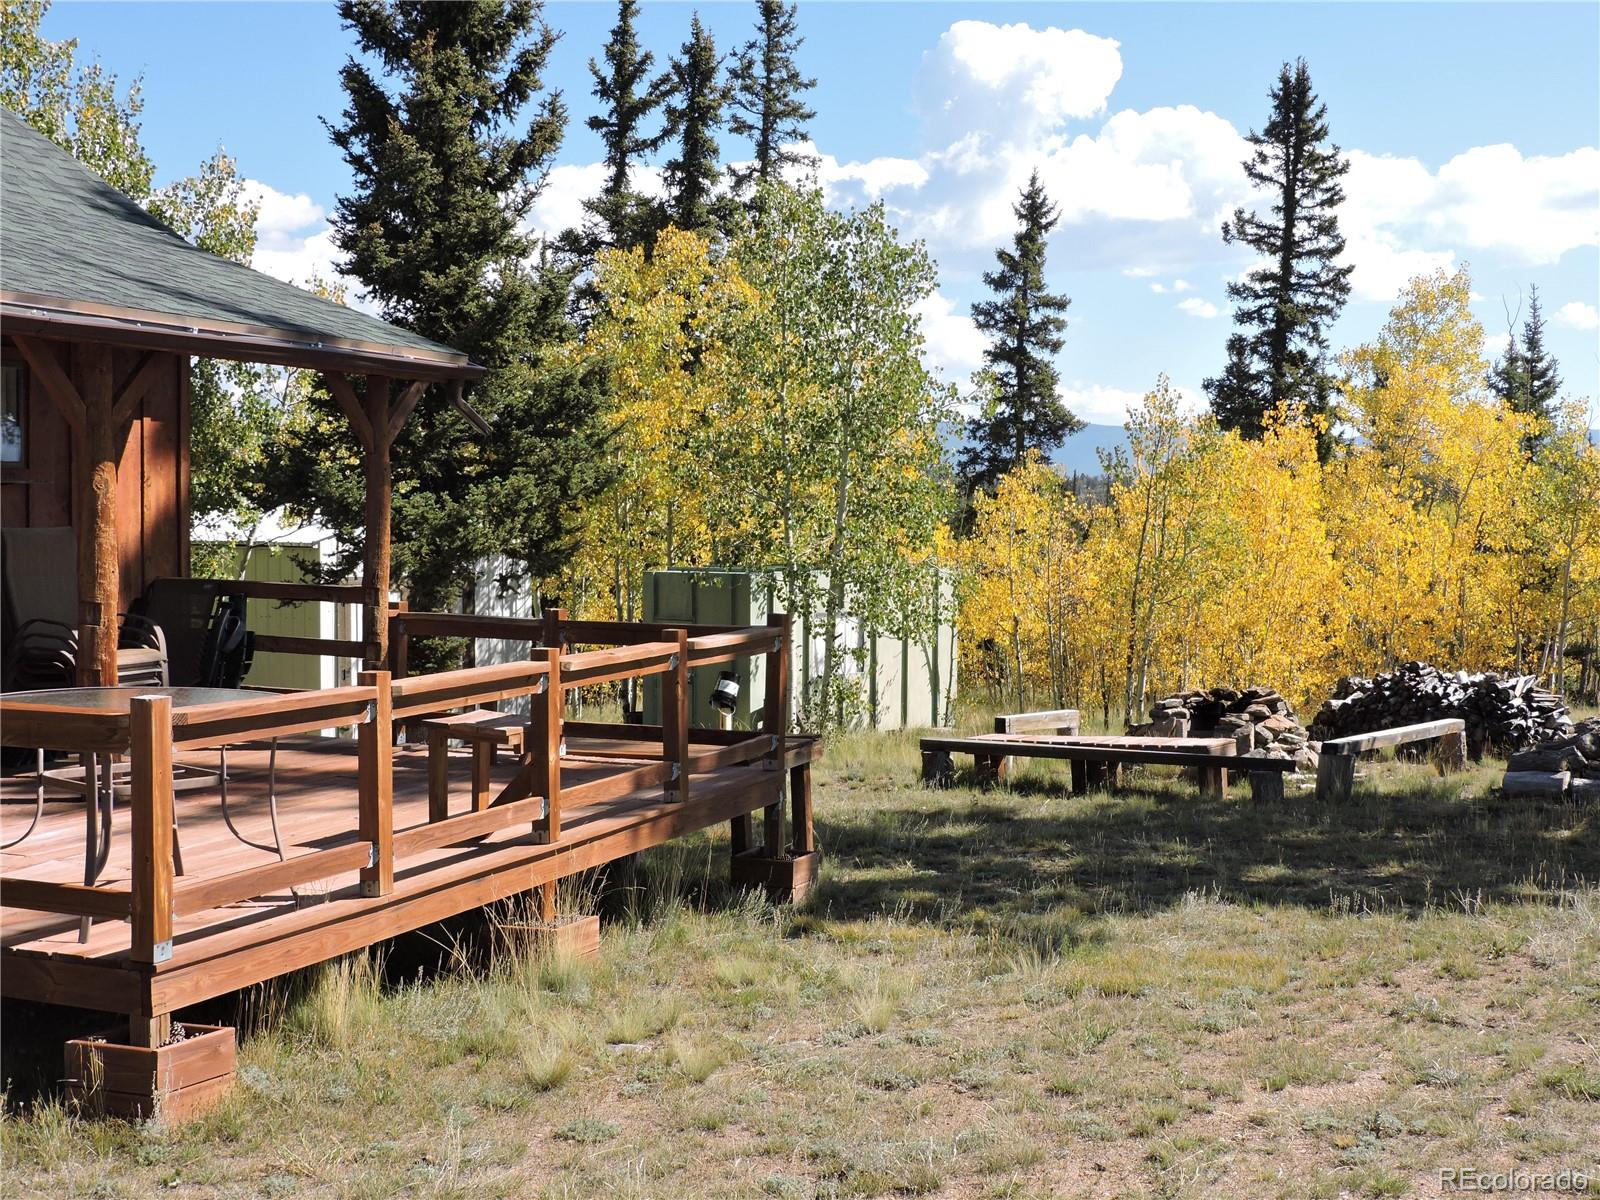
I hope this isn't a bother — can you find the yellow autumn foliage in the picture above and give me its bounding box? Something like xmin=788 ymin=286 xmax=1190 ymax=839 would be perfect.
xmin=961 ymin=268 xmax=1600 ymax=719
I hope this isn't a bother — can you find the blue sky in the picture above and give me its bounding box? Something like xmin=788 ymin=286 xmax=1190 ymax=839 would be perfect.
xmin=41 ymin=2 xmax=1600 ymax=423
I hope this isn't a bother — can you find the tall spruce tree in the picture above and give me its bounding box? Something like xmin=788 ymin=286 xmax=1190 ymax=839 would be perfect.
xmin=662 ymin=14 xmax=730 ymax=235
xmin=727 ymin=0 xmax=815 ymax=193
xmin=958 ymin=170 xmax=1081 ymax=500
xmin=1205 ymin=58 xmax=1352 ymax=457
xmin=1489 ymin=285 xmax=1563 ymax=455
xmin=265 ymin=0 xmax=607 ymax=654
xmin=583 ymin=0 xmax=672 ymax=250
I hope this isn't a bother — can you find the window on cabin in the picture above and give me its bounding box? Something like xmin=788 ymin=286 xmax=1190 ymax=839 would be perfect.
xmin=0 ymin=363 xmax=23 ymax=464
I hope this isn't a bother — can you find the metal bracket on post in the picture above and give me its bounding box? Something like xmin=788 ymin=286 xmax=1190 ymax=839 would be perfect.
xmin=151 ymin=939 xmax=172 ymax=964
xmin=367 ymin=843 xmax=379 ymax=869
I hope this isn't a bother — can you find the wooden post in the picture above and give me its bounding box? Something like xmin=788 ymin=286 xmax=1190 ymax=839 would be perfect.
xmin=541 ymin=606 xmax=567 ymax=650
xmin=357 ymin=669 xmax=393 ymax=897
xmin=991 ymin=716 xmax=1013 ymax=783
xmin=524 ymin=649 xmax=563 ymax=844
xmin=1249 ymin=771 xmax=1285 ymax=804
xmin=760 ymin=614 xmax=790 ymax=853
xmin=731 ymin=811 xmax=755 ymax=855
xmin=387 ymin=602 xmax=409 ymax=681
xmin=531 ymin=648 xmax=563 ymax=842
xmin=362 ymin=376 xmax=392 ymax=671
xmin=662 ymin=628 xmax=690 ymax=802
xmin=1316 ymin=753 xmax=1355 ymax=804
xmin=1069 ymin=759 xmax=1088 ymax=794
xmin=129 ymin=694 xmax=174 ymax=969
xmin=426 ymin=725 xmax=450 ymax=824
xmin=1434 ymin=729 xmax=1468 ymax=775
xmin=1198 ymin=765 xmax=1229 ymax=800
xmin=790 ymin=762 xmax=815 ymax=855
xmin=80 ymin=346 xmax=119 ymax=685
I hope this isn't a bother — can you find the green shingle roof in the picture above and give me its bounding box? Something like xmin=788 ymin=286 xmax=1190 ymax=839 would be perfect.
xmin=1 ymin=109 xmax=480 ymax=379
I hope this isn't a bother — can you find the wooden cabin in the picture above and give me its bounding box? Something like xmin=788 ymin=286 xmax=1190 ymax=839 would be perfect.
xmin=0 ymin=109 xmax=819 ymax=1120
xmin=1 ymin=108 xmax=483 ymax=679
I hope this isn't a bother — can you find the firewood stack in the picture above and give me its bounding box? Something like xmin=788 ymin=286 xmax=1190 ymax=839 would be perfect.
xmin=1309 ymin=662 xmax=1572 ymax=758
xmin=1501 ymin=717 xmax=1600 ymax=801
xmin=1130 ymin=685 xmax=1318 ymax=771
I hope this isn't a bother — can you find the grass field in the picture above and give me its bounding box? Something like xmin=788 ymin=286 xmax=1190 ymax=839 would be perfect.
xmin=3 ymin=729 xmax=1598 ymax=1199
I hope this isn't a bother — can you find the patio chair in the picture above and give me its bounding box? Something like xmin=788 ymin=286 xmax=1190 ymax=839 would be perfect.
xmin=1 ymin=527 xmax=167 ymax=690
xmin=128 ymin=578 xmax=254 ymax=688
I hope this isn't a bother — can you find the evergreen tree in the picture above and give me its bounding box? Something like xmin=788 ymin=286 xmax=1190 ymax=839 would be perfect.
xmin=1206 ymin=58 xmax=1352 ymax=457
xmin=1489 ymin=284 xmax=1563 ymax=454
xmin=727 ymin=0 xmax=815 ymax=193
xmin=265 ymin=0 xmax=607 ymax=652
xmin=958 ymin=170 xmax=1081 ymax=500
xmin=583 ymin=0 xmax=672 ymax=250
xmin=662 ymin=14 xmax=731 ymax=235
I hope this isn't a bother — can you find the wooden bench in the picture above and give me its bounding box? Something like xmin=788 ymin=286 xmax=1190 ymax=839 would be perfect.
xmin=1314 ymin=718 xmax=1468 ymax=803
xmin=920 ymin=733 xmax=1296 ymax=800
xmin=987 ymin=709 xmax=1081 ymax=781
xmin=422 ymin=710 xmax=529 ymax=823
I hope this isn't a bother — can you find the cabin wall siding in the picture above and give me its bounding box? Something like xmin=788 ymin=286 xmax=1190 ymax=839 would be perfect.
xmin=0 ymin=338 xmax=189 ymax=610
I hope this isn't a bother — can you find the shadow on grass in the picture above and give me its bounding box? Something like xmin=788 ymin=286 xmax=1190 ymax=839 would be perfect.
xmin=804 ymin=761 xmax=1598 ymax=932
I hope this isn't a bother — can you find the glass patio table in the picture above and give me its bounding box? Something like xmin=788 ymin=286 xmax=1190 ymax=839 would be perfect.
xmin=0 ymin=686 xmax=287 ymax=937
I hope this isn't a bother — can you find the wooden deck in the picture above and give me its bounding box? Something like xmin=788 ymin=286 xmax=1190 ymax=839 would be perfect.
xmin=0 ymin=612 xmax=819 ymax=1071
xmin=1 ymin=733 xmax=816 ymax=1019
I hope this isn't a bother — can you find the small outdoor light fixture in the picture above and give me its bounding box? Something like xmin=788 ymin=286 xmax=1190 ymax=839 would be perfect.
xmin=710 ymin=671 xmax=740 ymax=716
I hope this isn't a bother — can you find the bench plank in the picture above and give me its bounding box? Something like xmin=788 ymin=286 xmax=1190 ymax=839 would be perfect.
xmin=919 ymin=736 xmax=1291 ymax=772
xmin=1320 ymin=719 xmax=1465 ymax=756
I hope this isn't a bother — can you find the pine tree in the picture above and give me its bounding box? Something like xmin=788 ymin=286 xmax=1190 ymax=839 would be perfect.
xmin=727 ymin=0 xmax=816 ymax=193
xmin=1520 ymin=285 xmax=1562 ymax=417
xmin=1489 ymin=284 xmax=1563 ymax=454
xmin=958 ymin=170 xmax=1082 ymax=500
xmin=583 ymin=0 xmax=672 ymax=250
xmin=265 ymin=0 xmax=607 ymax=653
xmin=662 ymin=14 xmax=731 ymax=235
xmin=1206 ymin=59 xmax=1352 ymax=457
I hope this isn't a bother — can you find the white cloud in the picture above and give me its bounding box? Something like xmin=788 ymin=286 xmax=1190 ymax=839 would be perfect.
xmin=1338 ymin=145 xmax=1600 ymax=300
xmin=1150 ymin=279 xmax=1194 ymax=295
xmin=1058 ymin=383 xmax=1147 ymax=425
xmin=1429 ymin=144 xmax=1600 ymax=265
xmin=917 ymin=22 xmax=1122 ymax=148
xmin=913 ymin=290 xmax=985 ymax=383
xmin=1555 ymin=300 xmax=1600 ymax=331
xmin=241 ymin=178 xmax=351 ymax=296
xmin=1059 ymin=379 xmax=1203 ymax=425
xmin=1176 ymin=297 xmax=1219 ymax=319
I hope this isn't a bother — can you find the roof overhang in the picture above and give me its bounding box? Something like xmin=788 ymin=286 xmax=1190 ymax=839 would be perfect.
xmin=1 ymin=290 xmax=487 ymax=383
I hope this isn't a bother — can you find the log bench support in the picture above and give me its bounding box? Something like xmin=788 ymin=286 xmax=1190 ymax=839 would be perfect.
xmin=1315 ymin=718 xmax=1468 ymax=804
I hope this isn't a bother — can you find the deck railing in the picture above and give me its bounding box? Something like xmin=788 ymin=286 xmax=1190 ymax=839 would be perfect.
xmin=0 ymin=613 xmax=794 ymax=961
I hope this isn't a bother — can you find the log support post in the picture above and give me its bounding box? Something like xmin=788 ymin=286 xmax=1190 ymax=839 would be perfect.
xmin=324 ymin=373 xmax=423 ymax=673
xmin=357 ymin=670 xmax=393 ymax=897
xmin=1316 ymin=753 xmax=1356 ymax=804
xmin=12 ymin=338 xmax=126 ymax=685
xmin=1249 ymin=771 xmax=1285 ymax=804
xmin=1434 ymin=729 xmax=1468 ymax=775
xmin=1198 ymin=765 xmax=1228 ymax=800
xmin=1069 ymin=759 xmax=1088 ymax=794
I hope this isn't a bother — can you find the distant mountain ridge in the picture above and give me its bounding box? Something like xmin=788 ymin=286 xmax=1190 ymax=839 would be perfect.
xmin=1052 ymin=423 xmax=1127 ymax=477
